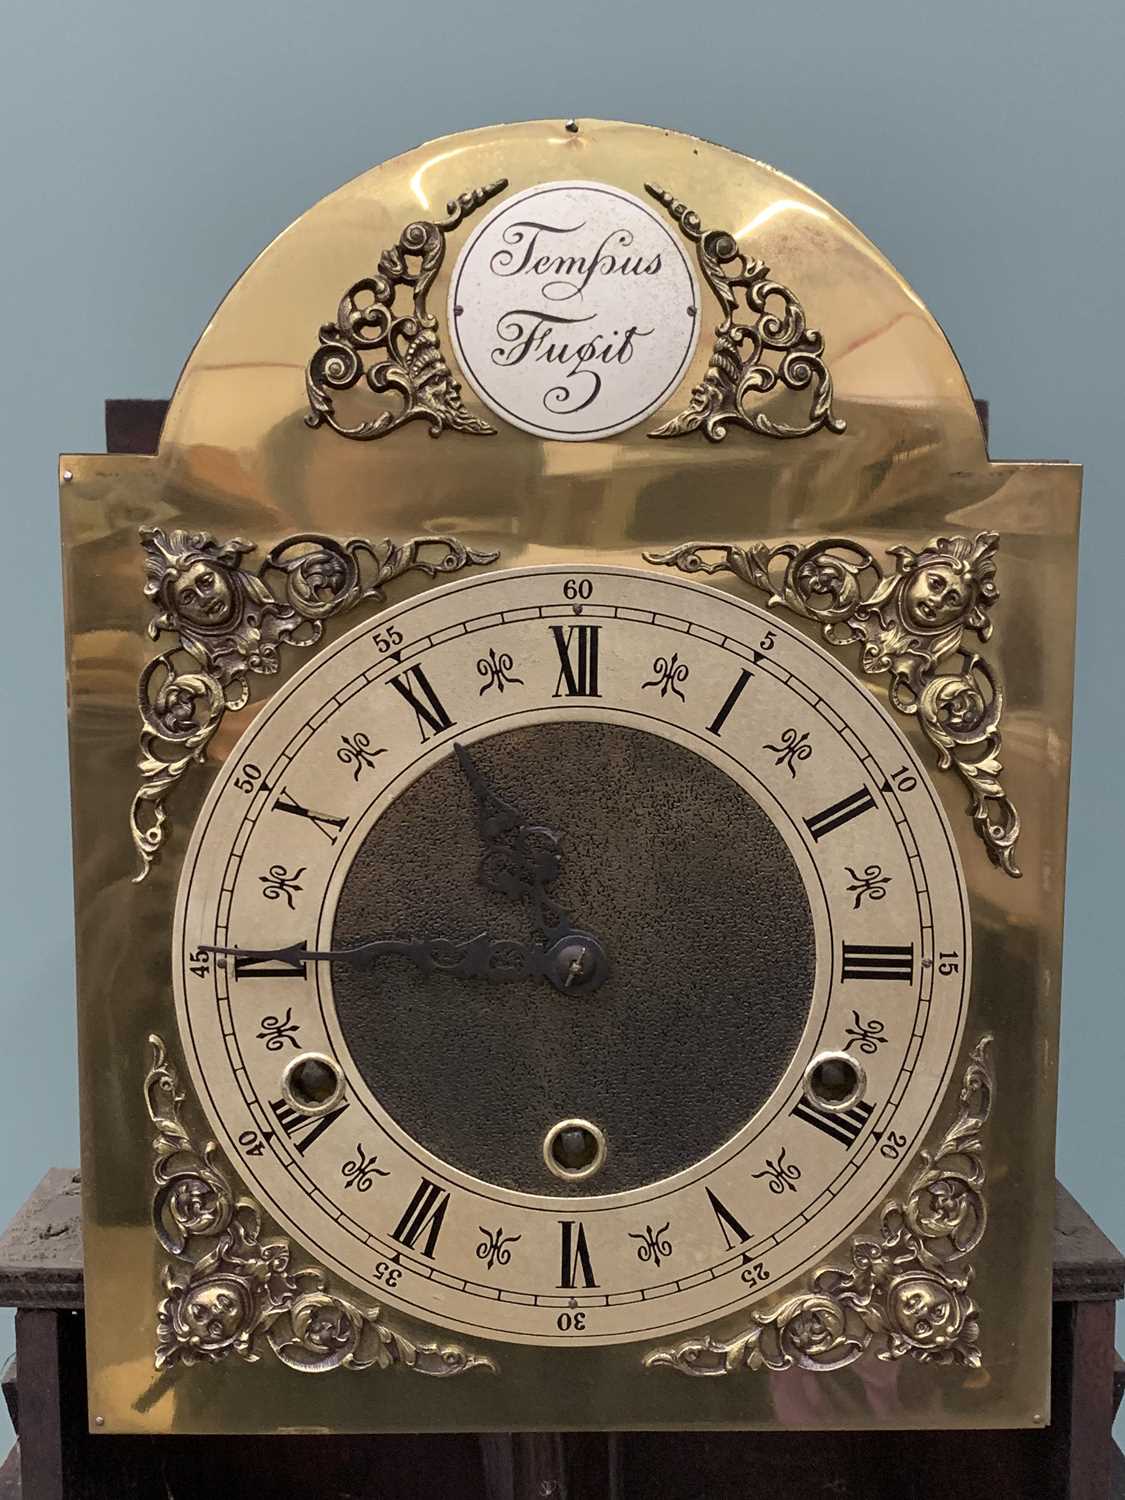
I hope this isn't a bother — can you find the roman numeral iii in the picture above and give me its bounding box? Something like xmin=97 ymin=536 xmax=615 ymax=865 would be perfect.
xmin=388 ymin=664 xmax=456 ymax=741
xmin=804 ymin=786 xmax=876 ymax=841
xmin=840 ymin=943 xmax=915 ymax=983
xmin=551 ymin=625 xmax=601 ymax=698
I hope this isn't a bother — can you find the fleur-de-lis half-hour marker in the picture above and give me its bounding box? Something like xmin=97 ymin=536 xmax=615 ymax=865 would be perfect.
xmin=765 ymin=727 xmax=812 ymax=778
xmin=641 ymin=653 xmax=690 ymax=701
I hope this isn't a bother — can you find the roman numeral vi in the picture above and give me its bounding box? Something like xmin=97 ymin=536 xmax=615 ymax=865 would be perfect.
xmin=558 ymin=1220 xmax=598 ymax=1288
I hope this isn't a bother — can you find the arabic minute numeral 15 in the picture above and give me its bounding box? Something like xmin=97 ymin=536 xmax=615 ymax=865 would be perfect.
xmin=938 ymin=951 xmax=961 ymax=975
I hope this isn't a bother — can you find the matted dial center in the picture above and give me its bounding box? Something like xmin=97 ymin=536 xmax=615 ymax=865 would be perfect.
xmin=330 ymin=722 xmax=816 ymax=1195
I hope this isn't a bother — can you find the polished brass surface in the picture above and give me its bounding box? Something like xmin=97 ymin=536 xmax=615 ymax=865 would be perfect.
xmin=61 ymin=118 xmax=1080 ymax=1433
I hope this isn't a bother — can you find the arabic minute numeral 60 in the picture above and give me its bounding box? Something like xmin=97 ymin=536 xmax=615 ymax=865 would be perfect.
xmin=563 ymin=578 xmax=593 ymax=601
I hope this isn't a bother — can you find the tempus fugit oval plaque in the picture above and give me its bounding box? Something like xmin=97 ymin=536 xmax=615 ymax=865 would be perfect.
xmin=448 ymin=180 xmax=699 ymax=440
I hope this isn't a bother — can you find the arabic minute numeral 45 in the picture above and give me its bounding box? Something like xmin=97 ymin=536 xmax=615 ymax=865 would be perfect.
xmin=188 ymin=948 xmax=211 ymax=979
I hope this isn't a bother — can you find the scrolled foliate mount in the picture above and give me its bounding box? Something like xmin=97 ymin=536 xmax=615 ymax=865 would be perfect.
xmin=131 ymin=529 xmax=498 ymax=881
xmin=146 ymin=1035 xmax=496 ymax=1377
xmin=305 ymin=179 xmax=507 ymax=440
xmin=645 ymin=532 xmax=1020 ymax=875
xmin=645 ymin=1035 xmax=993 ymax=1376
xmin=644 ymin=184 xmax=846 ymax=443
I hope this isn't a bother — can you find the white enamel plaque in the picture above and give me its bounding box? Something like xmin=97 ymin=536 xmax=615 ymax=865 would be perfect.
xmin=448 ymin=181 xmax=700 ymax=440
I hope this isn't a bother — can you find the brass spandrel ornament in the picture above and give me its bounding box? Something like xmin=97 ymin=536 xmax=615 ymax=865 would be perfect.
xmin=645 ymin=533 xmax=1018 ymax=873
xmin=132 ymin=529 xmax=497 ymax=879
xmin=304 ymin=180 xmax=508 ymax=441
xmin=62 ymin=118 xmax=1079 ymax=1436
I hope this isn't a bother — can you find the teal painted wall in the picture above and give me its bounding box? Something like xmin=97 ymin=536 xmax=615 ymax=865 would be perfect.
xmin=0 ymin=0 xmax=1121 ymax=1450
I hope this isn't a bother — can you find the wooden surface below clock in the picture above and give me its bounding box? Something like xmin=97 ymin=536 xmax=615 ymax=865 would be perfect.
xmin=0 ymin=1169 xmax=1121 ymax=1500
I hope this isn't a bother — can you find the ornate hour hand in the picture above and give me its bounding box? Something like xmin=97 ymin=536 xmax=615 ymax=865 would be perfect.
xmin=453 ymin=742 xmax=572 ymax=938
xmin=201 ymin=932 xmax=608 ymax=996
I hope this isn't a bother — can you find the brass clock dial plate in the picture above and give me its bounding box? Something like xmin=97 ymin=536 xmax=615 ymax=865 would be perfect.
xmin=174 ymin=565 xmax=968 ymax=1345
xmin=61 ymin=117 xmax=1080 ymax=1434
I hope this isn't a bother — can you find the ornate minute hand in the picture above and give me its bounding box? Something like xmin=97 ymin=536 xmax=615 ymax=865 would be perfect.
xmin=201 ymin=932 xmax=608 ymax=995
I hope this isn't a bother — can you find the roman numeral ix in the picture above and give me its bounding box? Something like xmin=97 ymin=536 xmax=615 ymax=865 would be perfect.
xmin=232 ymin=941 xmax=308 ymax=980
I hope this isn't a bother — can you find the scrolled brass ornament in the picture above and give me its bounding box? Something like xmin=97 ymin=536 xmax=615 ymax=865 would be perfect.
xmin=131 ymin=528 xmax=498 ymax=880
xmin=146 ymin=1035 xmax=496 ymax=1377
xmin=645 ymin=533 xmax=1019 ymax=873
xmin=644 ymin=1035 xmax=993 ymax=1376
xmin=644 ymin=183 xmax=846 ymax=442
xmin=305 ymin=180 xmax=507 ymax=440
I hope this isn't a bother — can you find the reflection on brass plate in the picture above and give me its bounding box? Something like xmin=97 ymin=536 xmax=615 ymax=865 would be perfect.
xmin=305 ymin=180 xmax=508 ymax=440
xmin=644 ymin=184 xmax=846 ymax=442
xmin=146 ymin=1036 xmax=497 ymax=1377
xmin=131 ymin=529 xmax=498 ymax=880
xmin=645 ymin=534 xmax=1019 ymax=874
xmin=645 ymin=1035 xmax=993 ymax=1375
